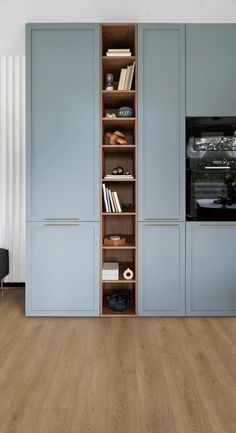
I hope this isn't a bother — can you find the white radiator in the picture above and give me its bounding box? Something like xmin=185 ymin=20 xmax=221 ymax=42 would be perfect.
xmin=0 ymin=56 xmax=25 ymax=282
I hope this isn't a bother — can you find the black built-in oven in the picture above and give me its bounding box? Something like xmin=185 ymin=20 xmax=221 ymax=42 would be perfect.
xmin=186 ymin=117 xmax=236 ymax=221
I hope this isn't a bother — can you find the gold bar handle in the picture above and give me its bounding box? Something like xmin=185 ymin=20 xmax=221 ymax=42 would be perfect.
xmin=44 ymin=224 xmax=80 ymax=227
xmin=199 ymin=224 xmax=236 ymax=227
xmin=144 ymin=217 xmax=179 ymax=220
xmin=45 ymin=218 xmax=80 ymax=220
xmin=144 ymin=224 xmax=180 ymax=227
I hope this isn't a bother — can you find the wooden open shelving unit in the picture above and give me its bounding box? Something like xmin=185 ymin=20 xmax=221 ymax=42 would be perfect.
xmin=100 ymin=24 xmax=138 ymax=317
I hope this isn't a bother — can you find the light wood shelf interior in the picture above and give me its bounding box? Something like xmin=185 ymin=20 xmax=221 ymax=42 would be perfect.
xmin=100 ymin=23 xmax=138 ymax=317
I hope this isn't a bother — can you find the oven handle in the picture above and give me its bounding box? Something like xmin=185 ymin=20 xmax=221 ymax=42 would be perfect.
xmin=204 ymin=166 xmax=230 ymax=170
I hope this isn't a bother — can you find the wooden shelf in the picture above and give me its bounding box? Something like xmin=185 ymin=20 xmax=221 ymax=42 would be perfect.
xmin=102 ymin=262 xmax=135 ymax=283
xmin=102 ymin=234 xmax=135 ymax=249
xmin=102 ymin=212 xmax=135 ymax=216
xmin=102 ymin=304 xmax=136 ymax=317
xmin=100 ymin=23 xmax=138 ymax=317
xmin=102 ymin=90 xmax=135 ymax=104
xmin=102 ymin=178 xmax=135 ymax=182
xmin=102 ymin=117 xmax=136 ymax=127
xmin=102 ymin=145 xmax=135 ymax=153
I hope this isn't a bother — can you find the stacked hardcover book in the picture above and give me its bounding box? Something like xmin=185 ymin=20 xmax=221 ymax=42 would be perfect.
xmin=106 ymin=48 xmax=132 ymax=57
xmin=118 ymin=62 xmax=135 ymax=91
xmin=102 ymin=183 xmax=122 ymax=213
xmin=102 ymin=262 xmax=119 ymax=281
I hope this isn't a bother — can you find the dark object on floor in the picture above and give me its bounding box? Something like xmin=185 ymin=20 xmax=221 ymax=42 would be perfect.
xmin=0 ymin=249 xmax=9 ymax=296
xmin=106 ymin=292 xmax=133 ymax=312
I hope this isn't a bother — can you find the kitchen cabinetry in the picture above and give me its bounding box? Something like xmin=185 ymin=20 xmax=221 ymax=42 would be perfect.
xmin=186 ymin=222 xmax=236 ymax=316
xmin=138 ymin=24 xmax=185 ymax=221
xmin=26 ymin=24 xmax=100 ymax=316
xmin=186 ymin=24 xmax=236 ymax=116
xmin=138 ymin=222 xmax=185 ymax=316
xmin=26 ymin=24 xmax=99 ymax=221
xmin=26 ymin=222 xmax=99 ymax=316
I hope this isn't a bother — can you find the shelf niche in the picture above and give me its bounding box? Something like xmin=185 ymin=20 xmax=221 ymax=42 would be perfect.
xmin=100 ymin=23 xmax=138 ymax=317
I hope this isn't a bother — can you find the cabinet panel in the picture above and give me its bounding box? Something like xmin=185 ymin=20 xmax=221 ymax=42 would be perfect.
xmin=26 ymin=24 xmax=99 ymax=221
xmin=26 ymin=222 xmax=99 ymax=316
xmin=186 ymin=24 xmax=236 ymax=116
xmin=138 ymin=24 xmax=185 ymax=221
xmin=186 ymin=222 xmax=236 ymax=316
xmin=139 ymin=222 xmax=185 ymax=316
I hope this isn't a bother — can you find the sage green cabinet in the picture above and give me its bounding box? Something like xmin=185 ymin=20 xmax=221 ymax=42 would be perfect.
xmin=138 ymin=24 xmax=185 ymax=221
xmin=139 ymin=222 xmax=185 ymax=316
xmin=186 ymin=24 xmax=236 ymax=116
xmin=186 ymin=222 xmax=236 ymax=316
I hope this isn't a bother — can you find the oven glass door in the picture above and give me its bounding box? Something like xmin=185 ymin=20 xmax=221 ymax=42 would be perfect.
xmin=187 ymin=169 xmax=236 ymax=221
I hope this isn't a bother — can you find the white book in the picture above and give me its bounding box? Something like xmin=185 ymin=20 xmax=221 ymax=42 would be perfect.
xmin=106 ymin=52 xmax=131 ymax=57
xmin=123 ymin=65 xmax=131 ymax=90
xmin=108 ymin=49 xmax=131 ymax=52
xmin=114 ymin=191 xmax=122 ymax=213
xmin=121 ymin=68 xmax=127 ymax=90
xmin=102 ymin=262 xmax=119 ymax=280
xmin=118 ymin=68 xmax=125 ymax=91
xmin=106 ymin=187 xmax=111 ymax=212
xmin=108 ymin=189 xmax=115 ymax=212
xmin=111 ymin=191 xmax=118 ymax=212
xmin=102 ymin=184 xmax=109 ymax=212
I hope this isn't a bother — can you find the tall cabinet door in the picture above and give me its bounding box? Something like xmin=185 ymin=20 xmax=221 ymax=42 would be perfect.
xmin=26 ymin=24 xmax=99 ymax=221
xmin=186 ymin=24 xmax=236 ymax=116
xmin=138 ymin=24 xmax=185 ymax=221
xmin=139 ymin=223 xmax=185 ymax=316
xmin=26 ymin=222 xmax=99 ymax=316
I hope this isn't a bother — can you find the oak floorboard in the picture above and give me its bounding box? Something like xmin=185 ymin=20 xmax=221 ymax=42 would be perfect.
xmin=0 ymin=290 xmax=236 ymax=433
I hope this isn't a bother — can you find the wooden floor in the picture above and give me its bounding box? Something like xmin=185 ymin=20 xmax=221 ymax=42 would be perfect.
xmin=1 ymin=289 xmax=236 ymax=433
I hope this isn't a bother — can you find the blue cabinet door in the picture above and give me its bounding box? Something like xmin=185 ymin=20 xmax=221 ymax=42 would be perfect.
xmin=138 ymin=24 xmax=185 ymax=221
xmin=186 ymin=24 xmax=236 ymax=116
xmin=26 ymin=222 xmax=99 ymax=316
xmin=26 ymin=24 xmax=99 ymax=221
xmin=139 ymin=222 xmax=185 ymax=316
xmin=186 ymin=222 xmax=236 ymax=316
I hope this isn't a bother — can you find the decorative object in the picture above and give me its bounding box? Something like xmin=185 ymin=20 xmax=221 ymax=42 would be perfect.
xmin=105 ymin=131 xmax=128 ymax=146
xmin=121 ymin=202 xmax=134 ymax=212
xmin=104 ymin=236 xmax=126 ymax=247
xmin=102 ymin=262 xmax=119 ymax=281
xmin=112 ymin=166 xmax=124 ymax=175
xmin=123 ymin=267 xmax=134 ymax=280
xmin=106 ymin=113 xmax=116 ymax=118
xmin=105 ymin=73 xmax=114 ymax=91
xmin=125 ymin=170 xmax=130 ymax=175
xmin=117 ymin=106 xmax=133 ymax=118
xmin=106 ymin=292 xmax=133 ymax=312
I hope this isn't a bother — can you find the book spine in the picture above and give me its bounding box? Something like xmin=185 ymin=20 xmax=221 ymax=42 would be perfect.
xmin=106 ymin=53 xmax=131 ymax=57
xmin=118 ymin=69 xmax=124 ymax=91
xmin=124 ymin=66 xmax=131 ymax=90
xmin=102 ymin=183 xmax=108 ymax=212
xmin=121 ymin=68 xmax=127 ymax=90
xmin=108 ymin=189 xmax=115 ymax=213
xmin=111 ymin=191 xmax=118 ymax=212
xmin=114 ymin=191 xmax=122 ymax=213
xmin=128 ymin=62 xmax=136 ymax=90
xmin=106 ymin=187 xmax=111 ymax=213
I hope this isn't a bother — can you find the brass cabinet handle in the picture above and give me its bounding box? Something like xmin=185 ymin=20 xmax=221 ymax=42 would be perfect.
xmin=45 ymin=218 xmax=80 ymax=220
xmin=144 ymin=217 xmax=179 ymax=220
xmin=44 ymin=224 xmax=80 ymax=227
xmin=199 ymin=224 xmax=236 ymax=227
xmin=144 ymin=224 xmax=180 ymax=227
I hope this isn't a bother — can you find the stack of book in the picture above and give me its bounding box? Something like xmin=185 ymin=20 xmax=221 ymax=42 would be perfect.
xmin=102 ymin=262 xmax=119 ymax=281
xmin=104 ymin=174 xmax=134 ymax=180
xmin=106 ymin=49 xmax=132 ymax=57
xmin=118 ymin=62 xmax=135 ymax=91
xmin=102 ymin=183 xmax=122 ymax=213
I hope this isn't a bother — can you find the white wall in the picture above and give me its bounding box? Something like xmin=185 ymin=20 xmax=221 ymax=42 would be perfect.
xmin=1 ymin=0 xmax=236 ymax=55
